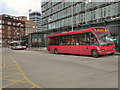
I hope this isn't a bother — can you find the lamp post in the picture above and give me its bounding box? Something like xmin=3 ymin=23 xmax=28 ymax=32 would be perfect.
xmin=49 ymin=18 xmax=52 ymax=34
xmin=28 ymin=8 xmax=32 ymax=38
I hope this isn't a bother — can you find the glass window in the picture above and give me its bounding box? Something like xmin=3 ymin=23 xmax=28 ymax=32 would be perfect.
xmin=67 ymin=34 xmax=79 ymax=45
xmin=60 ymin=36 xmax=67 ymax=45
xmin=95 ymin=33 xmax=114 ymax=46
xmin=8 ymin=22 xmax=11 ymax=25
xmin=90 ymin=33 xmax=99 ymax=45
xmin=2 ymin=21 xmax=4 ymax=24
xmin=79 ymin=33 xmax=87 ymax=45
xmin=49 ymin=36 xmax=59 ymax=45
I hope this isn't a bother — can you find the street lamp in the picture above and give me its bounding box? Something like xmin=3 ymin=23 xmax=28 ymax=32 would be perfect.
xmin=48 ymin=18 xmax=53 ymax=34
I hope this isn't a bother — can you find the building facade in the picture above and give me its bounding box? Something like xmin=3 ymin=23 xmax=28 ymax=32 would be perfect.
xmin=18 ymin=16 xmax=37 ymax=35
xmin=0 ymin=14 xmax=25 ymax=47
xmin=41 ymin=1 xmax=120 ymax=51
xmin=29 ymin=11 xmax=42 ymax=31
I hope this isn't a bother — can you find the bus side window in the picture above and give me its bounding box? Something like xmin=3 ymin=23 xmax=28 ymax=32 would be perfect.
xmin=79 ymin=33 xmax=88 ymax=45
xmin=60 ymin=36 xmax=67 ymax=45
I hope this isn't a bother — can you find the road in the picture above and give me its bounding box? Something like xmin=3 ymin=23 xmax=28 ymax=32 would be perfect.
xmin=1 ymin=48 xmax=118 ymax=88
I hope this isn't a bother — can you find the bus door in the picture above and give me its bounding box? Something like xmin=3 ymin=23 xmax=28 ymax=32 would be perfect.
xmin=89 ymin=32 xmax=99 ymax=54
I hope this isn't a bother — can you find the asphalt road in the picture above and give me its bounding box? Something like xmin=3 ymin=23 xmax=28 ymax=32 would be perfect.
xmin=1 ymin=48 xmax=119 ymax=88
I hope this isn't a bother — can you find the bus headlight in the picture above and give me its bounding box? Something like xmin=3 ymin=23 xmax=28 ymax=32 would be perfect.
xmin=101 ymin=49 xmax=105 ymax=52
xmin=113 ymin=48 xmax=115 ymax=50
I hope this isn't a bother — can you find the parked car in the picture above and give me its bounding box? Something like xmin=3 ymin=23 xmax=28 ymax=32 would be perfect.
xmin=11 ymin=45 xmax=26 ymax=50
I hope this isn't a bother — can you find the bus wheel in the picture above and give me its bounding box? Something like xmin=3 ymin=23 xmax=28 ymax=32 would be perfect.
xmin=54 ymin=48 xmax=58 ymax=54
xmin=91 ymin=50 xmax=99 ymax=58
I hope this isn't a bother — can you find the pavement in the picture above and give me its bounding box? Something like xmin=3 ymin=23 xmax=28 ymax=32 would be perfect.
xmin=26 ymin=47 xmax=47 ymax=51
xmin=26 ymin=47 xmax=120 ymax=55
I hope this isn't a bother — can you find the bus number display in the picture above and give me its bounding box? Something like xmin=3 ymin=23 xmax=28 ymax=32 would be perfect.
xmin=95 ymin=28 xmax=108 ymax=32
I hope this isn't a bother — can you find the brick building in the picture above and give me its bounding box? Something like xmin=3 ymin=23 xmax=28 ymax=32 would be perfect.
xmin=0 ymin=14 xmax=25 ymax=47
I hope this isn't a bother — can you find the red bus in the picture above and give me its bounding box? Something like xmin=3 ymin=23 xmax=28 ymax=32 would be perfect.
xmin=47 ymin=27 xmax=116 ymax=57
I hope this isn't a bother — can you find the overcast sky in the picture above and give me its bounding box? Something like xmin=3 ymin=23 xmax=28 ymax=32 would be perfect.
xmin=0 ymin=0 xmax=42 ymax=19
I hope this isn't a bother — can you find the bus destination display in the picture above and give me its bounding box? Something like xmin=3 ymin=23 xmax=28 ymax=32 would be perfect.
xmin=95 ymin=28 xmax=109 ymax=32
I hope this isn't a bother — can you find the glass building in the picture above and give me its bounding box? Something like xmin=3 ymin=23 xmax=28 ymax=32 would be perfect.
xmin=41 ymin=0 xmax=120 ymax=51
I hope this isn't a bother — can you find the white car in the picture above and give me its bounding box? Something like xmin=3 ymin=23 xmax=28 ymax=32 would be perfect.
xmin=11 ymin=46 xmax=26 ymax=50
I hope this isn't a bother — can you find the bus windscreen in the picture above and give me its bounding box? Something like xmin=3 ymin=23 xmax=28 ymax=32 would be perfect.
xmin=95 ymin=33 xmax=114 ymax=46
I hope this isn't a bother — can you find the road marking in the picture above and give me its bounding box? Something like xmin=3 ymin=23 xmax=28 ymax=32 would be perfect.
xmin=1 ymin=55 xmax=44 ymax=89
xmin=5 ymin=67 xmax=18 ymax=70
xmin=2 ymin=68 xmax=17 ymax=72
xmin=0 ymin=78 xmax=25 ymax=89
xmin=2 ymin=78 xmax=27 ymax=83
xmin=0 ymin=72 xmax=20 ymax=80
xmin=2 ymin=72 xmax=21 ymax=75
xmin=3 ymin=56 xmax=6 ymax=68
xmin=7 ymin=64 xmax=16 ymax=67
xmin=9 ymin=55 xmax=41 ymax=88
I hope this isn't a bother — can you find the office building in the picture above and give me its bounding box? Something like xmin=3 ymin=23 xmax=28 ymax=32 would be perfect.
xmin=41 ymin=0 xmax=120 ymax=51
xmin=29 ymin=11 xmax=42 ymax=31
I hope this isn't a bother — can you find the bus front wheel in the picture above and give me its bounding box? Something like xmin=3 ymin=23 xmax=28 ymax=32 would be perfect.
xmin=54 ymin=48 xmax=58 ymax=54
xmin=91 ymin=50 xmax=99 ymax=58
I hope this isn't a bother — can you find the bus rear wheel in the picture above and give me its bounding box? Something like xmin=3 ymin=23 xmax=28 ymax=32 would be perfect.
xmin=91 ymin=50 xmax=99 ymax=58
xmin=54 ymin=48 xmax=58 ymax=54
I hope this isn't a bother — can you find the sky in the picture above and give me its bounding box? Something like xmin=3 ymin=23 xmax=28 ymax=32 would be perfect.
xmin=0 ymin=0 xmax=42 ymax=19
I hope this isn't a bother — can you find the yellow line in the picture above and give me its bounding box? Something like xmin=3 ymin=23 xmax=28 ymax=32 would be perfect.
xmin=0 ymin=73 xmax=20 ymax=79
xmin=0 ymin=78 xmax=25 ymax=89
xmin=3 ymin=56 xmax=6 ymax=68
xmin=2 ymin=78 xmax=27 ymax=83
xmin=2 ymin=72 xmax=21 ymax=75
xmin=0 ymin=81 xmax=17 ymax=89
xmin=5 ymin=67 xmax=17 ymax=70
xmin=10 ymin=55 xmax=41 ymax=88
xmin=2 ymin=68 xmax=17 ymax=72
xmin=7 ymin=64 xmax=16 ymax=67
